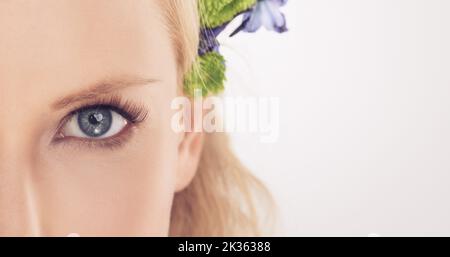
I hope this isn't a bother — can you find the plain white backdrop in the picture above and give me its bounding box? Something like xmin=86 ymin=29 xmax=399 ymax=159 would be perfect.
xmin=218 ymin=0 xmax=450 ymax=236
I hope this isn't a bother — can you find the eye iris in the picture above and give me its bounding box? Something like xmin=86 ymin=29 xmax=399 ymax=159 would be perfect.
xmin=77 ymin=107 xmax=113 ymax=137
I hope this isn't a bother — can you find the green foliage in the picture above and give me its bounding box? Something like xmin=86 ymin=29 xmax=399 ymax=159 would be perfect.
xmin=199 ymin=0 xmax=257 ymax=28
xmin=184 ymin=52 xmax=226 ymax=97
xmin=184 ymin=1 xmax=259 ymax=96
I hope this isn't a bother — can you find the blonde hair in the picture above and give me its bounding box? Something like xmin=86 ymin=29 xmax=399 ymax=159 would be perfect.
xmin=160 ymin=0 xmax=274 ymax=236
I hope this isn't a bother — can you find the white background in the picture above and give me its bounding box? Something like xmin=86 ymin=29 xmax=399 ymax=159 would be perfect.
xmin=219 ymin=0 xmax=450 ymax=236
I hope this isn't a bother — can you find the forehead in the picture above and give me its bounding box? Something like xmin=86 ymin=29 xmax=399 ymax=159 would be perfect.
xmin=0 ymin=0 xmax=175 ymax=104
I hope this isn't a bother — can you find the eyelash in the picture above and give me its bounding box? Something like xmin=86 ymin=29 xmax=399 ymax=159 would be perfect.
xmin=53 ymin=95 xmax=149 ymax=149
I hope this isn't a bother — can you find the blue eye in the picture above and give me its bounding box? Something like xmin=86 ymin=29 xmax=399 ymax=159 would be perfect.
xmin=78 ymin=107 xmax=113 ymax=137
xmin=61 ymin=106 xmax=129 ymax=139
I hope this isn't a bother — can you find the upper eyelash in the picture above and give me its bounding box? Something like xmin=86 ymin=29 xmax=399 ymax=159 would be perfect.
xmin=67 ymin=95 xmax=149 ymax=124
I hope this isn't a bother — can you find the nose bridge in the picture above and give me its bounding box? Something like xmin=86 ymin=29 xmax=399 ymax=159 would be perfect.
xmin=0 ymin=166 xmax=41 ymax=236
xmin=0 ymin=109 xmax=42 ymax=236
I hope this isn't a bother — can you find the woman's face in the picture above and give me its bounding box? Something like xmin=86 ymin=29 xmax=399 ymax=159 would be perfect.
xmin=0 ymin=0 xmax=201 ymax=236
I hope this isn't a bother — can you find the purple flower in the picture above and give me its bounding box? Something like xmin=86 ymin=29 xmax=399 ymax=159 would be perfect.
xmin=198 ymin=0 xmax=288 ymax=56
xmin=198 ymin=24 xmax=227 ymax=56
xmin=231 ymin=0 xmax=288 ymax=36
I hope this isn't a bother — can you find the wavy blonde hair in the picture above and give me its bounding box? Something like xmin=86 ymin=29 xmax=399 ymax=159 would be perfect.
xmin=159 ymin=0 xmax=274 ymax=236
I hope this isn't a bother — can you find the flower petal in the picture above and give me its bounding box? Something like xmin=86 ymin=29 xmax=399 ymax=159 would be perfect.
xmin=242 ymin=10 xmax=263 ymax=32
xmin=270 ymin=0 xmax=288 ymax=7
xmin=230 ymin=0 xmax=288 ymax=36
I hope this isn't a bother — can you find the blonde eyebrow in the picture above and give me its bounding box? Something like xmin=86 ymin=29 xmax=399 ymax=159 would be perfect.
xmin=52 ymin=76 xmax=158 ymax=110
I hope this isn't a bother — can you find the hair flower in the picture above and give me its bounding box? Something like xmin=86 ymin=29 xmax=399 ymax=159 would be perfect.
xmin=231 ymin=0 xmax=288 ymax=36
xmin=184 ymin=0 xmax=288 ymax=97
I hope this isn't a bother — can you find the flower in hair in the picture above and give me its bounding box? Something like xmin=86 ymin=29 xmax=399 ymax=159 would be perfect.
xmin=184 ymin=0 xmax=288 ymax=96
xmin=230 ymin=0 xmax=288 ymax=36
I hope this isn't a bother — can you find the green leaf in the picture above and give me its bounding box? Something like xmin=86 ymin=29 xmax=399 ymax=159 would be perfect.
xmin=184 ymin=52 xmax=226 ymax=97
xmin=199 ymin=0 xmax=257 ymax=28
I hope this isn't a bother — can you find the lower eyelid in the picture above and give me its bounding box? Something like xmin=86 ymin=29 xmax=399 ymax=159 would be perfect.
xmin=52 ymin=122 xmax=138 ymax=150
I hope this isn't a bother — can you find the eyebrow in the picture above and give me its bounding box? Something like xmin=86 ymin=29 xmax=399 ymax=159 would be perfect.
xmin=52 ymin=76 xmax=158 ymax=110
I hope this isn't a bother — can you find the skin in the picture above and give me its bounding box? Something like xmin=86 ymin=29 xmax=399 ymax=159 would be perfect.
xmin=0 ymin=0 xmax=203 ymax=236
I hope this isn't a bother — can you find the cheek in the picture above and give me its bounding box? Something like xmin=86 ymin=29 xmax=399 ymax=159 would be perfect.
xmin=36 ymin=115 xmax=180 ymax=236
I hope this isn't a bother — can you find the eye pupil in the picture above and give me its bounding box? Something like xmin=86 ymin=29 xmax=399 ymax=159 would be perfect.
xmin=77 ymin=107 xmax=112 ymax=137
xmin=88 ymin=113 xmax=103 ymax=125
